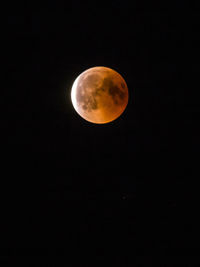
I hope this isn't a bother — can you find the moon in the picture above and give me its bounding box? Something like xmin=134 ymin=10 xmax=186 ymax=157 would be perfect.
xmin=71 ymin=66 xmax=129 ymax=124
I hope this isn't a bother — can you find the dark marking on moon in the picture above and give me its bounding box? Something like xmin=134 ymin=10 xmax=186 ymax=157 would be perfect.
xmin=76 ymin=83 xmax=99 ymax=112
xmin=121 ymin=82 xmax=125 ymax=89
xmin=82 ymin=96 xmax=98 ymax=111
xmin=76 ymin=73 xmax=126 ymax=110
xmin=84 ymin=73 xmax=101 ymax=87
xmin=104 ymin=77 xmax=126 ymax=105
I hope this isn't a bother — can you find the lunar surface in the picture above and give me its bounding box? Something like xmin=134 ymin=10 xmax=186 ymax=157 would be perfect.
xmin=71 ymin=66 xmax=129 ymax=124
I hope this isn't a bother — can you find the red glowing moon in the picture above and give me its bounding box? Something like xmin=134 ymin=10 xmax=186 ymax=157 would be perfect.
xmin=71 ymin=66 xmax=129 ymax=124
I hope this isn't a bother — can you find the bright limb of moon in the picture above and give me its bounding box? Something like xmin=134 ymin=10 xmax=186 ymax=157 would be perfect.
xmin=71 ymin=76 xmax=80 ymax=112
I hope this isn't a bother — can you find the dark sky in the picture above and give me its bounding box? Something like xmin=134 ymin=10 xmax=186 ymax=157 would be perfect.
xmin=2 ymin=1 xmax=199 ymax=265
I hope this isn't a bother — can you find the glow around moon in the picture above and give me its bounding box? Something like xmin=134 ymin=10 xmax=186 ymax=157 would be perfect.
xmin=71 ymin=66 xmax=129 ymax=124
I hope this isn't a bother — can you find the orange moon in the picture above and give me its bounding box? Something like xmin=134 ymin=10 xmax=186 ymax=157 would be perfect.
xmin=71 ymin=66 xmax=129 ymax=124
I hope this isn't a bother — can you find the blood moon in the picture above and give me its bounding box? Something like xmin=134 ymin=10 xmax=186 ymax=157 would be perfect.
xmin=71 ymin=66 xmax=129 ymax=124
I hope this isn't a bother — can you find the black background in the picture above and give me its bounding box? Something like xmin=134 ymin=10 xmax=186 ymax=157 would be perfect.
xmin=2 ymin=1 xmax=199 ymax=266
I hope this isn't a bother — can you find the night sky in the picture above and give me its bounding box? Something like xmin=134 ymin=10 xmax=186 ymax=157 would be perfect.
xmin=2 ymin=1 xmax=199 ymax=265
